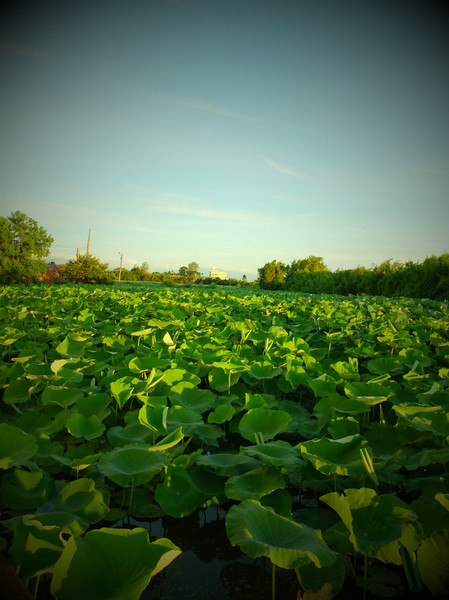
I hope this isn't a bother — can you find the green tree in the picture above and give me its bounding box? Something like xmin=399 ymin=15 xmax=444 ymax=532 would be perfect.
xmin=178 ymin=266 xmax=188 ymax=277
xmin=258 ymin=260 xmax=287 ymax=290
xmin=0 ymin=211 xmax=54 ymax=283
xmin=64 ymin=254 xmax=113 ymax=284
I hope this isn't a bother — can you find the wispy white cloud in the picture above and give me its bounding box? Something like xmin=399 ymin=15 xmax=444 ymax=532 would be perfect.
xmin=146 ymin=91 xmax=261 ymax=122
xmin=258 ymin=156 xmax=306 ymax=179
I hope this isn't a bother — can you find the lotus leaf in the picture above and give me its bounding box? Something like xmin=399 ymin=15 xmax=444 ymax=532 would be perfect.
xmin=170 ymin=386 xmax=216 ymax=412
xmin=417 ymin=529 xmax=449 ymax=598
xmin=66 ymin=413 xmax=105 ymax=440
xmin=10 ymin=516 xmax=65 ymax=580
xmin=75 ymin=392 xmax=112 ymax=417
xmin=138 ymin=404 xmax=168 ymax=437
xmin=238 ymin=407 xmax=292 ymax=443
xmin=41 ymin=386 xmax=83 ymax=408
xmin=344 ymin=382 xmax=393 ymax=405
xmin=56 ymin=334 xmax=90 ymax=357
xmin=225 ymin=464 xmax=286 ymax=501
xmin=196 ymin=452 xmax=261 ymax=477
xmin=321 ymin=487 xmax=422 ymax=563
xmin=392 ymin=403 xmax=449 ymax=436
xmin=98 ymin=446 xmax=165 ymax=487
xmin=226 ymin=500 xmax=338 ymax=569
xmin=208 ymin=367 xmax=241 ymax=391
xmin=241 ymin=440 xmax=304 ymax=467
xmin=1 ymin=467 xmax=56 ymax=514
xmin=51 ymin=528 xmax=181 ymax=600
xmin=155 ymin=465 xmax=223 ymax=517
xmin=55 ymin=478 xmax=109 ymax=524
xmin=299 ymin=434 xmax=371 ymax=478
xmin=0 ymin=423 xmax=38 ymax=469
xmin=208 ymin=403 xmax=235 ymax=423
xmin=107 ymin=421 xmax=154 ymax=447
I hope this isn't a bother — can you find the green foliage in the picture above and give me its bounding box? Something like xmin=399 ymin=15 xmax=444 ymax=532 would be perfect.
xmin=0 ymin=211 xmax=53 ymax=283
xmin=274 ymin=254 xmax=449 ymax=299
xmin=258 ymin=260 xmax=287 ymax=289
xmin=1 ymin=284 xmax=449 ymax=598
xmin=63 ymin=253 xmax=113 ymax=284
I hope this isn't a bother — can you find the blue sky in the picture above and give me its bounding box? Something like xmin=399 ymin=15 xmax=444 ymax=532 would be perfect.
xmin=1 ymin=0 xmax=448 ymax=280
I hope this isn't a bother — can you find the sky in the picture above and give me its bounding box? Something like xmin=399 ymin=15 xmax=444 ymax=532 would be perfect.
xmin=1 ymin=0 xmax=448 ymax=280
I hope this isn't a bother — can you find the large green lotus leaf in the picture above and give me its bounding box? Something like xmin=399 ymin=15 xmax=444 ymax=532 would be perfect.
xmin=155 ymin=465 xmax=222 ymax=518
xmin=411 ymin=489 xmax=449 ymax=536
xmin=248 ymin=361 xmax=282 ymax=380
xmin=314 ymin=393 xmax=370 ymax=416
xmin=169 ymin=387 xmax=216 ymax=412
xmin=208 ymin=403 xmax=235 ymax=423
xmin=241 ymin=440 xmax=304 ymax=467
xmin=308 ymin=377 xmax=337 ymax=398
xmin=143 ymin=426 xmax=185 ymax=453
xmin=55 ymin=478 xmax=110 ymax=524
xmin=41 ymin=386 xmax=83 ymax=409
xmin=162 ymin=368 xmax=201 ymax=387
xmin=75 ymin=392 xmax=112 ymax=418
xmin=66 ymin=413 xmax=105 ymax=440
xmin=99 ymin=446 xmax=165 ymax=487
xmin=366 ymin=357 xmax=404 ymax=376
xmin=321 ymin=488 xmax=422 ymax=563
xmin=283 ymin=360 xmax=308 ymax=389
xmin=184 ymin=422 xmax=220 ymax=447
xmin=330 ymin=360 xmax=360 ymax=382
xmin=225 ymin=465 xmax=285 ymax=501
xmin=299 ymin=434 xmax=370 ymax=477
xmin=167 ymin=405 xmax=203 ymax=431
xmin=344 ymin=382 xmax=393 ymax=405
xmin=56 ymin=334 xmax=91 ymax=357
xmin=34 ymin=434 xmax=64 ymax=467
xmin=51 ymin=528 xmax=181 ymax=600
xmin=110 ymin=375 xmax=140 ymax=409
xmin=25 ymin=511 xmax=89 ymax=537
xmin=238 ymin=408 xmax=292 ymax=443
xmin=196 ymin=452 xmax=261 ymax=477
xmin=107 ymin=421 xmax=154 ymax=447
xmin=138 ymin=404 xmax=168 ymax=438
xmin=417 ymin=529 xmax=449 ymax=599
xmin=1 ymin=468 xmax=56 ymax=515
xmin=260 ymin=488 xmax=292 ymax=517
xmin=3 ymin=378 xmax=33 ymax=405
xmin=327 ymin=415 xmax=360 ymax=439
xmin=10 ymin=516 xmax=65 ymax=580
xmin=208 ymin=367 xmax=241 ymax=391
xmin=226 ymin=500 xmax=338 ymax=570
xmin=0 ymin=423 xmax=38 ymax=469
xmin=392 ymin=403 xmax=449 ymax=436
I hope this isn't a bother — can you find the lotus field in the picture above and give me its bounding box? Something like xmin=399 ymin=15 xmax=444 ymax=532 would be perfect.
xmin=1 ymin=283 xmax=449 ymax=599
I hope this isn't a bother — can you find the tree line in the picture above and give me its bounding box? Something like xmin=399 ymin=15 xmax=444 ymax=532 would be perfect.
xmin=0 ymin=212 xmax=250 ymax=287
xmin=258 ymin=254 xmax=449 ymax=300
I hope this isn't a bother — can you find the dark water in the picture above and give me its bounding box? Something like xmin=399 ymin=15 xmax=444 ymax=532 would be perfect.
xmin=132 ymin=508 xmax=298 ymax=600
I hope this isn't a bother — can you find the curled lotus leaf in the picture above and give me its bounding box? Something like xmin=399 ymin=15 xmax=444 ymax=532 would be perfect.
xmin=226 ymin=500 xmax=338 ymax=570
xmin=51 ymin=528 xmax=181 ymax=600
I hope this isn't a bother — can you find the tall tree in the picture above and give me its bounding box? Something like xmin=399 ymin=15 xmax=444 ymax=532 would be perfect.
xmin=64 ymin=254 xmax=112 ymax=284
xmin=0 ymin=211 xmax=54 ymax=283
xmin=258 ymin=260 xmax=287 ymax=290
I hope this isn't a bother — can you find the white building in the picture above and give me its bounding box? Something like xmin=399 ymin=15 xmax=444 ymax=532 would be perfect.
xmin=210 ymin=268 xmax=227 ymax=280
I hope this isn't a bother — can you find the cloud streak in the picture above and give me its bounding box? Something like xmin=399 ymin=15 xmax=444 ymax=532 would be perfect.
xmin=258 ymin=156 xmax=306 ymax=179
xmin=146 ymin=91 xmax=261 ymax=122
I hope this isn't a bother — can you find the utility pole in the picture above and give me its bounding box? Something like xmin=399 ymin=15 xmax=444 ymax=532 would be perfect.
xmin=76 ymin=248 xmax=79 ymax=259
xmin=118 ymin=252 xmax=123 ymax=282
xmin=86 ymin=229 xmax=91 ymax=256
